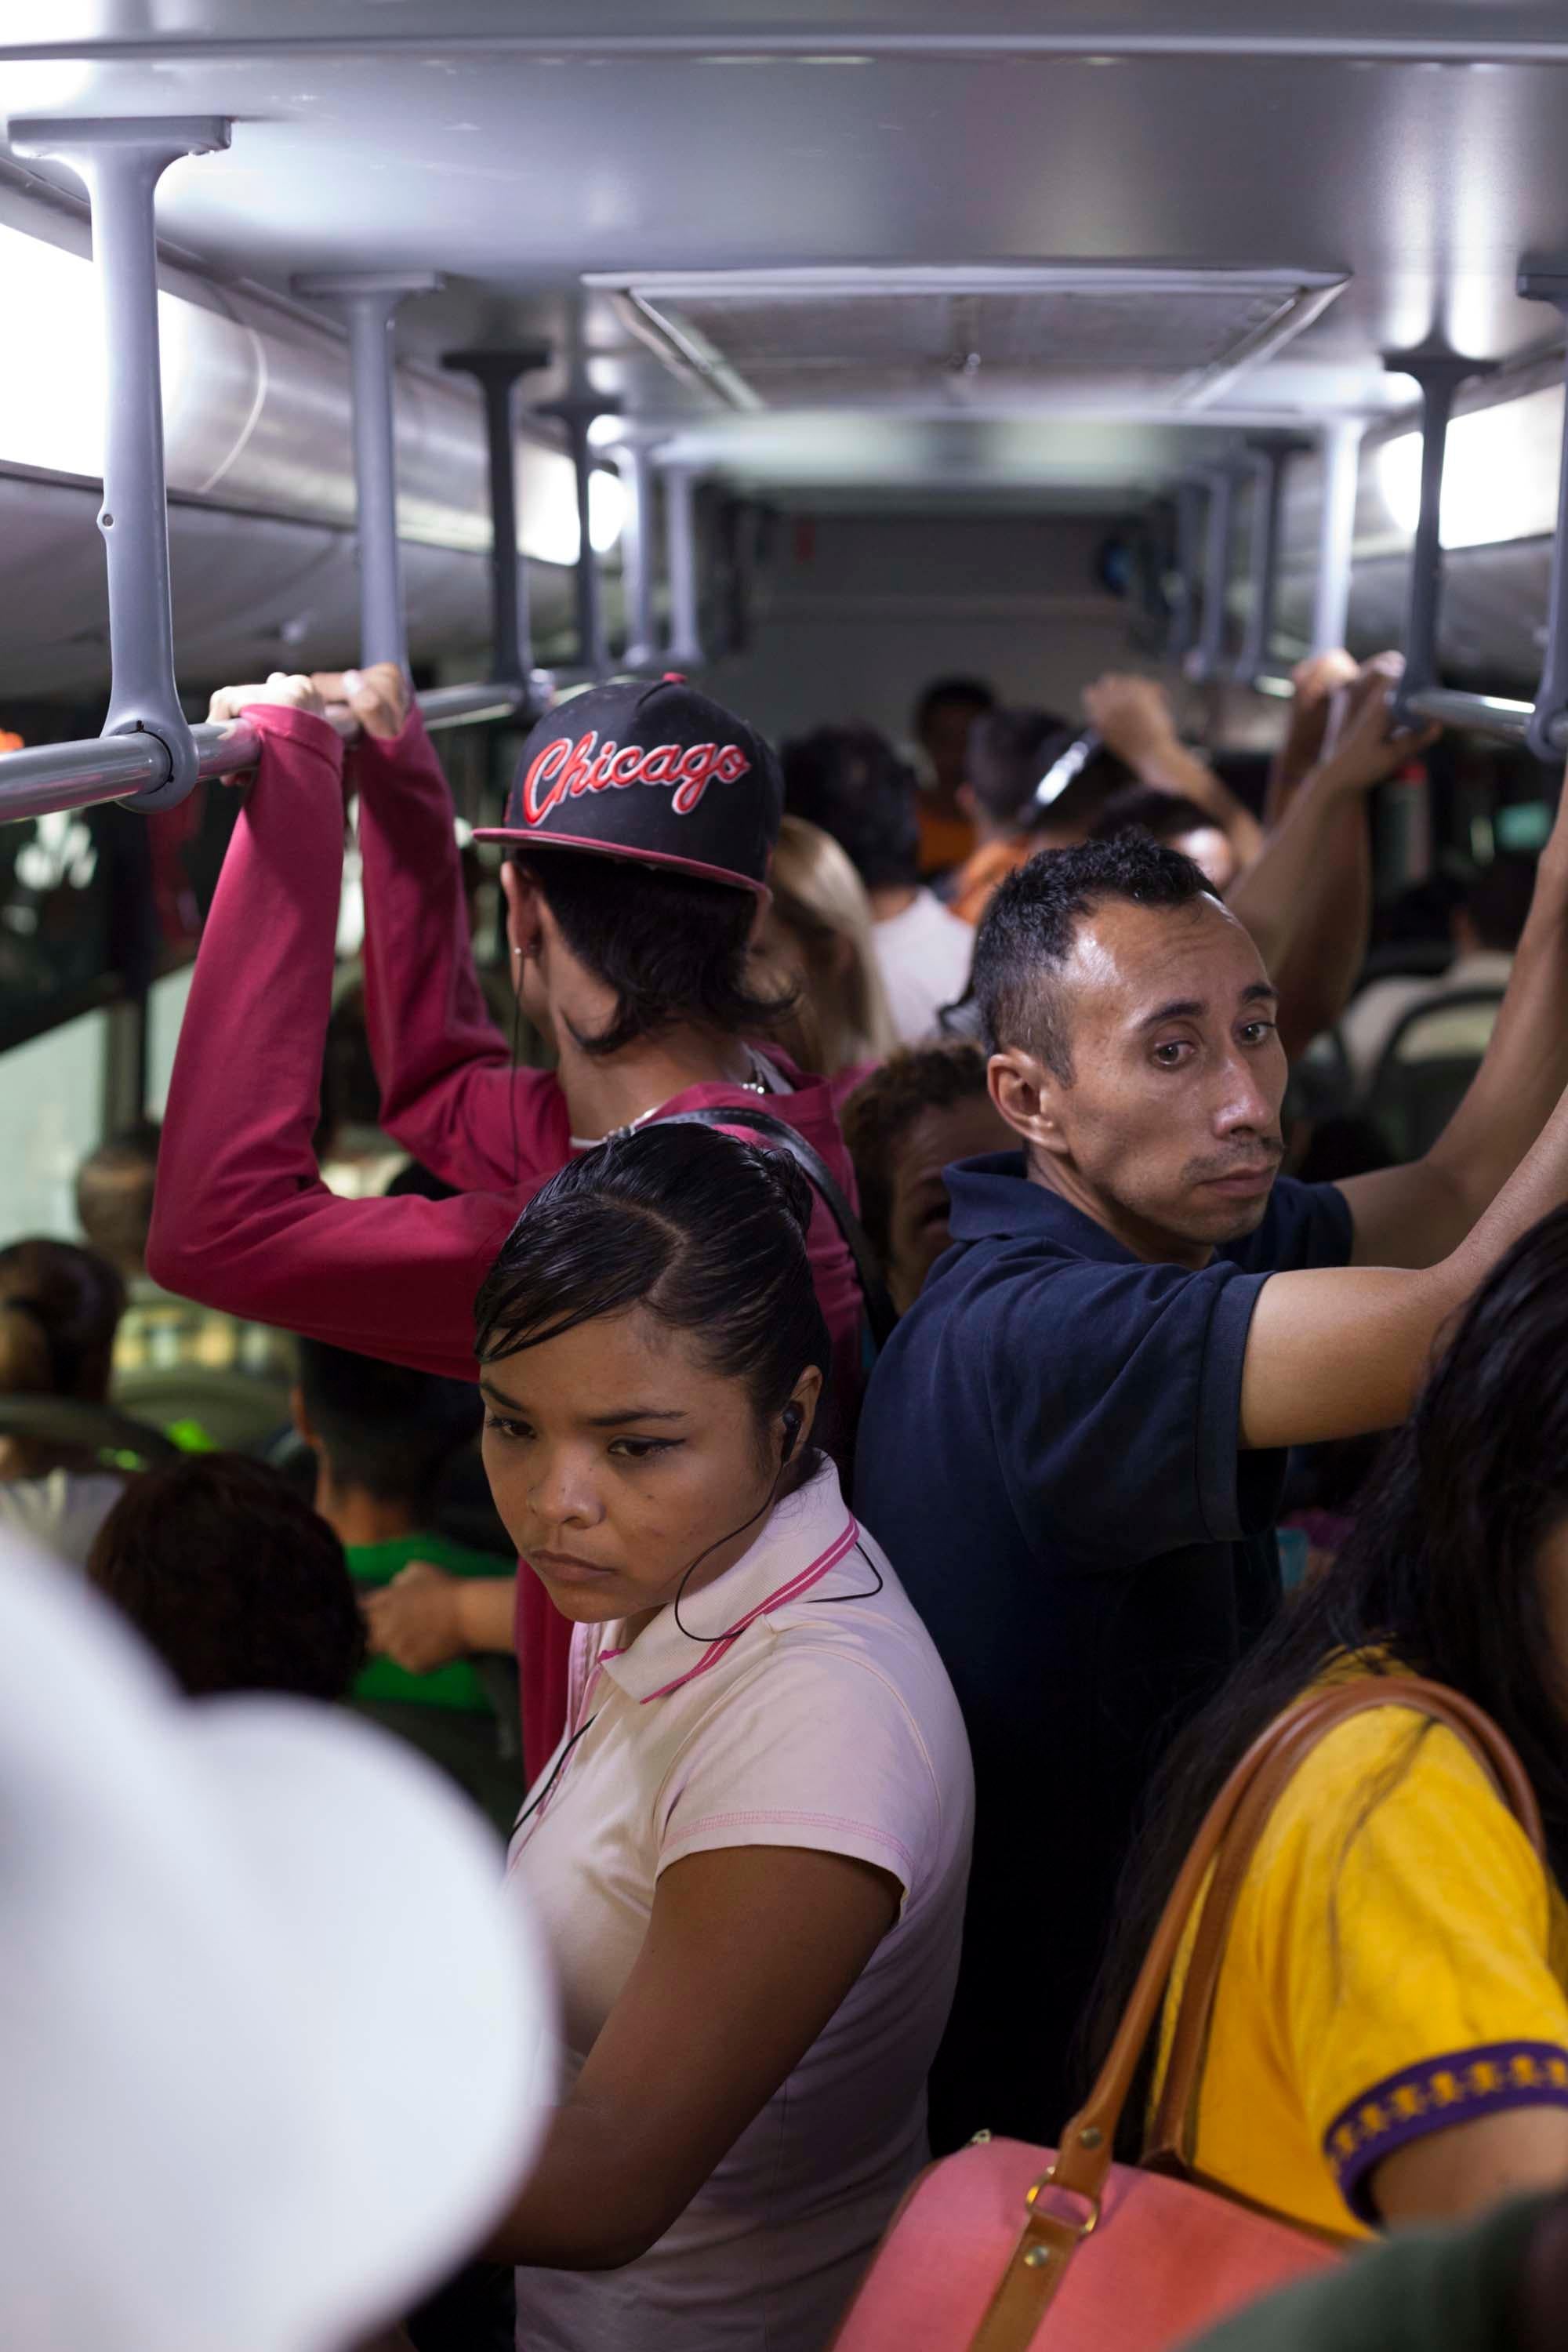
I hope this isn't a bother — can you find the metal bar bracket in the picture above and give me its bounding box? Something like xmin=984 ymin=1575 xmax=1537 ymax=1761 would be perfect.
xmin=1382 ymin=346 xmax=1497 ymax=717
xmin=294 ymin=270 xmax=443 ymax=673
xmin=1234 ymin=434 xmax=1310 ymax=684
xmin=442 ymin=344 xmax=552 ymax=695
xmin=1185 ymin=460 xmax=1243 ymax=684
xmin=1517 ymin=269 xmax=1568 ymax=760
xmin=9 ymin=115 xmax=231 ymax=811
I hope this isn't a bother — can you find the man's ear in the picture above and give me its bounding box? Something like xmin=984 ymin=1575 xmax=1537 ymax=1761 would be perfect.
xmin=500 ymin=860 xmax=546 ymax=964
xmin=988 ymin=1045 xmax=1072 ymax=1161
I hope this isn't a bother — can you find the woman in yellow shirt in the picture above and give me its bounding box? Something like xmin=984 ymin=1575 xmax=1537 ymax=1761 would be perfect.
xmin=1091 ymin=1206 xmax=1568 ymax=2238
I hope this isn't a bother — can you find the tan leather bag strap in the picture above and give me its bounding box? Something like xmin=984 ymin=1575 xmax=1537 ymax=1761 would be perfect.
xmin=964 ymin=1673 xmax=1541 ymax=2352
xmin=1146 ymin=1676 xmax=1543 ymax=2169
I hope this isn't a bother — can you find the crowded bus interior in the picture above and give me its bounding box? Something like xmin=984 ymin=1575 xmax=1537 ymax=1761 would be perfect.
xmin=20 ymin=8 xmax=1568 ymax=2350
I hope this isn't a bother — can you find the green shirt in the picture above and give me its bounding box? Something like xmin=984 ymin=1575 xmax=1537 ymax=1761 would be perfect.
xmin=347 ymin=1530 xmax=508 ymax=1713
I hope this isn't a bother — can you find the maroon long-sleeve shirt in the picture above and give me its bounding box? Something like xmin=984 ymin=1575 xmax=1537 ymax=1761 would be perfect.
xmin=148 ymin=701 xmax=865 ymax=1780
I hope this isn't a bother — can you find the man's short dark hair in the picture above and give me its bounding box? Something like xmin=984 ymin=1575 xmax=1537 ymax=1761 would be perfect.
xmin=841 ymin=1043 xmax=990 ymax=1263
xmin=1464 ymin=852 xmax=1536 ymax=953
xmin=87 ymin=1453 xmax=365 ymax=1700
xmin=964 ymin=706 xmax=1071 ymax=829
xmin=973 ymin=835 xmax=1213 ymax=1081
xmin=914 ymin=677 xmax=996 ymax=735
xmin=520 ymin=846 xmax=791 ymax=1058
xmin=781 ymin=724 xmax=921 ymax=894
xmin=296 ymin=1337 xmax=479 ymax=1512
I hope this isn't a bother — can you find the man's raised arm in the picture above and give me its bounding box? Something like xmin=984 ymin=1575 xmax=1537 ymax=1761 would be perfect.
xmin=1240 ymin=1068 xmax=1568 ymax=1450
xmin=146 ymin=679 xmax=516 ymax=1381
xmin=332 ymin=666 xmax=557 ymax=1193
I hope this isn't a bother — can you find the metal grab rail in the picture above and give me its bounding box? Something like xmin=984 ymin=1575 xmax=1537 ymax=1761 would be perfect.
xmin=1403 ymin=687 xmax=1568 ymax=753
xmin=0 ymin=676 xmax=532 ymax=829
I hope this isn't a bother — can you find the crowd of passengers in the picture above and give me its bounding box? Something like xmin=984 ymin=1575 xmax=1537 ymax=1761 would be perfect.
xmin=10 ymin=643 xmax=1568 ymax=2352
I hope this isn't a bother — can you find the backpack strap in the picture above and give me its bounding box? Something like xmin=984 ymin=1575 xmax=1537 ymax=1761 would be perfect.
xmin=657 ymin=1105 xmax=899 ymax=1354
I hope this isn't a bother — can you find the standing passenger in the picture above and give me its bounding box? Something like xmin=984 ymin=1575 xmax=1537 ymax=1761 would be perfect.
xmin=783 ymin=724 xmax=975 ymax=1042
xmin=146 ymin=667 xmax=862 ymax=1784
xmin=856 ymin=684 xmax=1568 ymax=2151
xmin=473 ymin=1124 xmax=972 ymax=2352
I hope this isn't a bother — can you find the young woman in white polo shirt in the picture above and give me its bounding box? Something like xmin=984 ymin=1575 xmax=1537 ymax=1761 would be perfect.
xmin=472 ymin=1121 xmax=973 ymax=2352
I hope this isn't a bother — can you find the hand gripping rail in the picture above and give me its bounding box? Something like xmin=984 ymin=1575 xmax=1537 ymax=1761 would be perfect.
xmin=0 ymin=680 xmax=533 ymax=830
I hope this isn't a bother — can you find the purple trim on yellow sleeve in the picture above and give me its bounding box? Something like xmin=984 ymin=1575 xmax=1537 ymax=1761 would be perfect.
xmin=1325 ymin=2042 xmax=1568 ymax=2221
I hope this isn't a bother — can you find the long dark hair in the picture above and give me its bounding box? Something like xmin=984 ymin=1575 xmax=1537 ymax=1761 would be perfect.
xmin=474 ymin=1123 xmax=830 ymax=1445
xmin=1087 ymin=1207 xmax=1568 ymax=2107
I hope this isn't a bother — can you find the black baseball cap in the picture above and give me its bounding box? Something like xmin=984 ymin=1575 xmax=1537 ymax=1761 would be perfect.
xmin=474 ymin=674 xmax=782 ymax=898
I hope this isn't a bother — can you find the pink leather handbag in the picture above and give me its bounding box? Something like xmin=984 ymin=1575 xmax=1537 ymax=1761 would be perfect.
xmin=833 ymin=1676 xmax=1543 ymax=2352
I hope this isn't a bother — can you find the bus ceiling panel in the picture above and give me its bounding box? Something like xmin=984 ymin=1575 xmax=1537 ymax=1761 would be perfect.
xmin=5 ymin=28 xmax=1568 ymax=402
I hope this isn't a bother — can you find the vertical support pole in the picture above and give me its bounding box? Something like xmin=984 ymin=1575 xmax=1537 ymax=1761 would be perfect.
xmin=662 ymin=463 xmax=705 ymax=671
xmin=539 ymin=298 xmax=618 ymax=679
xmin=1187 ymin=463 xmax=1238 ymax=684
xmin=1166 ymin=479 xmax=1206 ymax=665
xmin=1233 ymin=437 xmax=1308 ymax=684
xmin=10 ymin=116 xmax=231 ymax=810
xmin=441 ymin=344 xmax=552 ymax=691
xmin=1517 ymin=272 xmax=1568 ymax=760
xmin=1382 ymin=348 xmax=1496 ymax=716
xmin=295 ymin=270 xmax=443 ymax=673
xmin=615 ymin=434 xmax=664 ymax=670
xmin=1311 ymin=417 xmax=1366 ymax=655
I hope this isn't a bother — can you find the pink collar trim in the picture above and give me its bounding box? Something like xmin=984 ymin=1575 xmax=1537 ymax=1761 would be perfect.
xmin=638 ymin=1518 xmax=861 ymax=1702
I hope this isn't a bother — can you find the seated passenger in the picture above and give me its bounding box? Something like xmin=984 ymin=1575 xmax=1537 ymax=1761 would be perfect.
xmin=1091 ymin=782 xmax=1241 ymax=894
xmin=912 ymin=673 xmax=995 ymax=878
xmin=855 ymin=688 xmax=1568 ymax=2153
xmin=840 ymin=1043 xmax=1011 ymax=1312
xmin=293 ymin=1336 xmax=522 ymax=1828
xmin=1340 ymin=852 xmax=1534 ymax=1093
xmin=1097 ymin=1207 xmax=1568 ymax=2238
xmin=86 ymin=1451 xmax=365 ymax=1699
xmin=475 ymin=1123 xmax=972 ymax=2352
xmin=146 ymin=665 xmax=862 ymax=1790
xmin=0 ymin=1236 xmax=128 ymax=1566
xmin=782 ymin=723 xmax=974 ymax=1041
xmin=77 ymin=1122 xmax=296 ymax=1449
xmin=753 ymin=814 xmax=899 ymax=1090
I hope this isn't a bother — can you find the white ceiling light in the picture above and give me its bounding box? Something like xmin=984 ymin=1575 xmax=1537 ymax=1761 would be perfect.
xmin=0 ymin=223 xmax=191 ymax=478
xmin=1375 ymin=385 xmax=1564 ymax=549
xmin=516 ymin=444 xmax=625 ymax=566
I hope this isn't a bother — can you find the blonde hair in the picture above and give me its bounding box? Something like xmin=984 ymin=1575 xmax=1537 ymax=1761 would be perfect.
xmin=767 ymin=816 xmax=900 ymax=1074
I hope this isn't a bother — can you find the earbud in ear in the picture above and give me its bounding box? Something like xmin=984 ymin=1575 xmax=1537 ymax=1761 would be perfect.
xmin=780 ymin=1403 xmax=804 ymax=1465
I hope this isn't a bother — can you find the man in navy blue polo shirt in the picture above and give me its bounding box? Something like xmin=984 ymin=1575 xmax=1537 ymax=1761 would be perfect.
xmin=856 ymin=675 xmax=1568 ymax=2151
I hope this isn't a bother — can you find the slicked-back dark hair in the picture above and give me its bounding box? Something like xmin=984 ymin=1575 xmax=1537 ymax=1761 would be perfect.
xmin=1091 ymin=786 xmax=1218 ymax=848
xmin=972 ymin=834 xmax=1214 ymax=1080
xmin=782 ymin=724 xmax=922 ymax=894
xmin=297 ymin=1337 xmax=479 ymax=1512
xmin=1087 ymin=1204 xmax=1568 ymax=2128
xmin=475 ymin=1123 xmax=830 ymax=1445
xmin=914 ymin=676 xmax=996 ymax=732
xmin=521 ymin=845 xmax=793 ymax=1059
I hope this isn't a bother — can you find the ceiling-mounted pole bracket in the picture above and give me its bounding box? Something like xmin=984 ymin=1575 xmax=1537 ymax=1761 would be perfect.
xmin=294 ymin=270 xmax=444 ymax=675
xmin=1517 ymin=270 xmax=1568 ymax=760
xmin=1382 ymin=346 xmax=1497 ymax=718
xmin=1166 ymin=478 xmax=1207 ymax=667
xmin=536 ymin=377 xmax=622 ymax=681
xmin=610 ymin=429 xmax=667 ymax=671
xmin=9 ymin=116 xmax=231 ymax=811
xmin=442 ymin=344 xmax=553 ymax=702
xmin=661 ymin=462 xmax=706 ymax=672
xmin=1185 ymin=459 xmax=1244 ymax=685
xmin=1233 ymin=434 xmax=1311 ymax=685
xmin=1311 ymin=416 xmax=1367 ymax=655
